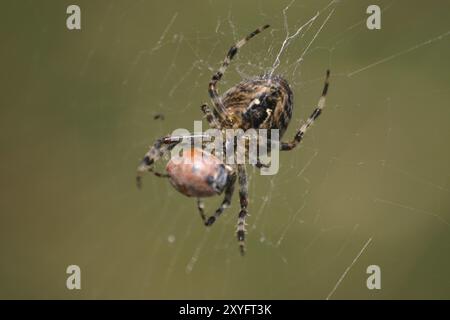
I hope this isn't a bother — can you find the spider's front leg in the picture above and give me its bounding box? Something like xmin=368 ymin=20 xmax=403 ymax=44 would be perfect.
xmin=236 ymin=164 xmax=249 ymax=256
xmin=208 ymin=25 xmax=270 ymax=124
xmin=136 ymin=136 xmax=179 ymax=188
xmin=281 ymin=70 xmax=330 ymax=151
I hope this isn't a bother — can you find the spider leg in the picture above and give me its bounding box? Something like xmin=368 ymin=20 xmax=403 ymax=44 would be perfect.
xmin=136 ymin=136 xmax=179 ymax=188
xmin=236 ymin=164 xmax=249 ymax=256
xmin=148 ymin=168 xmax=170 ymax=178
xmin=255 ymin=160 xmax=270 ymax=169
xmin=281 ymin=70 xmax=330 ymax=151
xmin=197 ymin=198 xmax=207 ymax=223
xmin=203 ymin=170 xmax=237 ymax=226
xmin=200 ymin=104 xmax=220 ymax=129
xmin=209 ymin=24 xmax=270 ymax=124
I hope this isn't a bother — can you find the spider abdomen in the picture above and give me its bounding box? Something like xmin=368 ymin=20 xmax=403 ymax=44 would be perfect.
xmin=166 ymin=148 xmax=230 ymax=198
xmin=221 ymin=75 xmax=293 ymax=137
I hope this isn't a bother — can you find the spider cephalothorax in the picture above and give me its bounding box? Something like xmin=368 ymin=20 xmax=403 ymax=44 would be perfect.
xmin=221 ymin=75 xmax=293 ymax=138
xmin=137 ymin=25 xmax=330 ymax=255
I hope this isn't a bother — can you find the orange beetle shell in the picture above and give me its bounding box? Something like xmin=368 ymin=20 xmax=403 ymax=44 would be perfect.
xmin=166 ymin=148 xmax=229 ymax=198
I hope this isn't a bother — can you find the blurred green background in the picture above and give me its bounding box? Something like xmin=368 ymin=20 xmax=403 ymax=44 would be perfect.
xmin=1 ymin=0 xmax=449 ymax=299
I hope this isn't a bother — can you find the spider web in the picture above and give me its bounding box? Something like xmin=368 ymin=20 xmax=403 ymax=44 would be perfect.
xmin=2 ymin=0 xmax=449 ymax=300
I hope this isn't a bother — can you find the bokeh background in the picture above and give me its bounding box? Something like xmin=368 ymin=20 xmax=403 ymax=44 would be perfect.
xmin=1 ymin=0 xmax=449 ymax=299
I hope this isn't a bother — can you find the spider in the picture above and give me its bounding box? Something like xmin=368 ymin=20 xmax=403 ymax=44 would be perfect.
xmin=136 ymin=25 xmax=330 ymax=255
